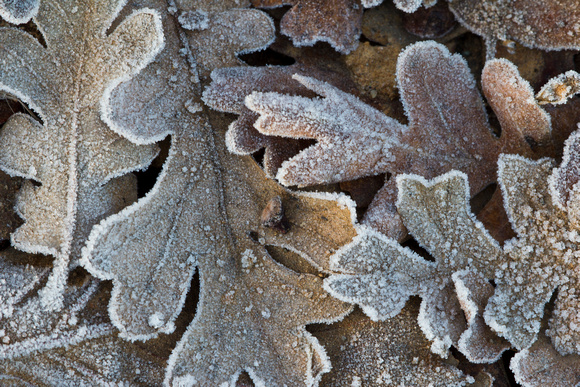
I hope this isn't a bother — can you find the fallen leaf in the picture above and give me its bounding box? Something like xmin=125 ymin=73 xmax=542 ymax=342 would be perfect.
xmin=316 ymin=302 xmax=475 ymax=386
xmin=0 ymin=0 xmax=163 ymax=310
xmin=324 ymin=171 xmax=507 ymax=359
xmin=243 ymin=42 xmax=548 ymax=239
xmin=82 ymin=1 xmax=357 ymax=385
xmin=0 ymin=277 xmax=165 ymax=385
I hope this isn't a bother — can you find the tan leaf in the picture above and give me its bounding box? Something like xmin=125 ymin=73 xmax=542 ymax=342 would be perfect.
xmin=0 ymin=0 xmax=163 ymax=310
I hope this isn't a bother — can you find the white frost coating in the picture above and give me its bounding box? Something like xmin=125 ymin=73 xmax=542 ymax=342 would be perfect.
xmin=81 ymin=141 xmax=194 ymax=342
xmin=247 ymin=73 xmax=406 ymax=187
xmin=510 ymin=348 xmax=529 ymax=385
xmin=396 ymin=170 xmax=502 ymax=253
xmin=393 ymin=0 xmax=423 ymax=13
xmin=361 ymin=0 xmax=385 ymax=8
xmin=100 ymin=8 xmax=166 ymax=146
xmin=0 ymin=0 xmax=39 ymax=24
xmin=178 ymin=10 xmax=210 ymax=31
xmin=548 ymin=128 xmax=580 ymax=210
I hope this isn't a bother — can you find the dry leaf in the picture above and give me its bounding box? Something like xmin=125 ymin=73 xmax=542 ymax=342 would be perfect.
xmin=82 ymin=1 xmax=357 ymax=385
xmin=316 ymin=303 xmax=474 ymax=386
xmin=178 ymin=3 xmax=275 ymax=80
xmin=448 ymin=0 xmax=580 ymax=51
xmin=243 ymin=42 xmax=548 ymax=239
xmin=203 ymin=64 xmax=359 ymax=177
xmin=0 ymin=0 xmax=163 ymax=310
xmin=324 ymin=172 xmax=508 ymax=360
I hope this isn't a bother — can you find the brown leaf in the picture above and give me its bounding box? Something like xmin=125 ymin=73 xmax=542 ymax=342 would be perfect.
xmin=81 ymin=1 xmax=357 ymax=385
xmin=251 ymin=0 xmax=364 ymax=54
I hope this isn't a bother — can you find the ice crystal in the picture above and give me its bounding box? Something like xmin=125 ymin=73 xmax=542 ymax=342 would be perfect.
xmin=0 ymin=0 xmax=39 ymax=24
xmin=449 ymin=0 xmax=580 ymax=52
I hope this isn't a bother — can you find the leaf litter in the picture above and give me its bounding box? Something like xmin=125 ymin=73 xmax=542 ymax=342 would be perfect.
xmin=239 ymin=41 xmax=549 ymax=240
xmin=2 ymin=0 xmax=580 ymax=386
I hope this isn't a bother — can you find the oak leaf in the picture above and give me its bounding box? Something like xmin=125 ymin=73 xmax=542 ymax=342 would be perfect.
xmin=0 ymin=0 xmax=163 ymax=310
xmin=203 ymin=64 xmax=359 ymax=178
xmin=243 ymin=42 xmax=549 ymax=239
xmin=324 ymin=171 xmax=508 ymax=360
xmin=82 ymin=1 xmax=356 ymax=385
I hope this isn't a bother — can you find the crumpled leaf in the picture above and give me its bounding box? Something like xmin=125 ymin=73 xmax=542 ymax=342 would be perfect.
xmin=243 ymin=41 xmax=549 ymax=239
xmin=0 ymin=0 xmax=38 ymax=24
xmin=82 ymin=1 xmax=356 ymax=385
xmin=316 ymin=303 xmax=475 ymax=386
xmin=324 ymin=171 xmax=508 ymax=359
xmin=0 ymin=0 xmax=163 ymax=310
xmin=448 ymin=0 xmax=580 ymax=51
xmin=536 ymin=70 xmax=580 ymax=106
xmin=0 ymin=277 xmax=165 ymax=385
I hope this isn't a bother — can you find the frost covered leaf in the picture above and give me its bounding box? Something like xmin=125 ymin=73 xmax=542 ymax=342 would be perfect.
xmin=82 ymin=1 xmax=356 ymax=385
xmin=325 ymin=172 xmax=507 ymax=359
xmin=0 ymin=278 xmax=165 ymax=385
xmin=178 ymin=3 xmax=274 ymax=80
xmin=316 ymin=303 xmax=474 ymax=386
xmin=250 ymin=0 xmax=434 ymax=54
xmin=246 ymin=41 xmax=548 ymax=238
xmin=485 ymin=136 xmax=580 ymax=354
xmin=0 ymin=0 xmax=163 ymax=309
xmin=0 ymin=0 xmax=38 ymax=24
xmin=511 ymin=327 xmax=580 ymax=386
xmin=448 ymin=0 xmax=580 ymax=51
xmin=250 ymin=0 xmax=364 ymax=54
xmin=536 ymin=71 xmax=580 ymax=106
xmin=203 ymin=64 xmax=359 ymax=177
